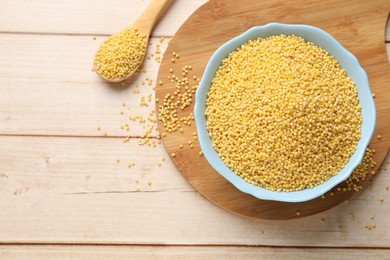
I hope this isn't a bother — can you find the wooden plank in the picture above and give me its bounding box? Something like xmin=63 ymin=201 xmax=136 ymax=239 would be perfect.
xmin=0 ymin=0 xmax=207 ymax=36
xmin=0 ymin=33 xmax=389 ymax=137
xmin=0 ymin=135 xmax=389 ymax=246
xmin=0 ymin=0 xmax=389 ymax=251
xmin=0 ymin=245 xmax=389 ymax=259
xmin=0 ymin=136 xmax=189 ymax=195
xmin=0 ymin=34 xmax=170 ymax=136
xmin=0 ymin=0 xmax=388 ymax=42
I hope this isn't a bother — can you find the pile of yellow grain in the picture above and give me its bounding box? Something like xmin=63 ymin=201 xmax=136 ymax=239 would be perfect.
xmin=94 ymin=28 xmax=146 ymax=80
xmin=205 ymin=35 xmax=362 ymax=192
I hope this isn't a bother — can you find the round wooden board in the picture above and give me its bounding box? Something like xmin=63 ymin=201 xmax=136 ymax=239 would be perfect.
xmin=156 ymin=0 xmax=390 ymax=220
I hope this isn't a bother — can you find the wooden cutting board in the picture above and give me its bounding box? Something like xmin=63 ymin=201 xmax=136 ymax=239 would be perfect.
xmin=156 ymin=0 xmax=390 ymax=220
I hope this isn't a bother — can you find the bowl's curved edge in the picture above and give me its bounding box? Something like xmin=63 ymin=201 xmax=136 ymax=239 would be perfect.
xmin=194 ymin=22 xmax=376 ymax=203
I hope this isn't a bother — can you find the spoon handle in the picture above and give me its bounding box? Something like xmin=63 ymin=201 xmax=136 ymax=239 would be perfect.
xmin=132 ymin=0 xmax=173 ymax=35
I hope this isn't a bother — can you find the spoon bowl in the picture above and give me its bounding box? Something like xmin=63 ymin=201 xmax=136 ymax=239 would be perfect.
xmin=94 ymin=0 xmax=172 ymax=82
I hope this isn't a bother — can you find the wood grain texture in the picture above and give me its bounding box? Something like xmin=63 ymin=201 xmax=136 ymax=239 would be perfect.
xmin=156 ymin=0 xmax=390 ymax=220
xmin=1 ymin=245 xmax=389 ymax=259
xmin=132 ymin=0 xmax=173 ymax=36
xmin=0 ymin=0 xmax=390 ymax=255
xmin=0 ymin=136 xmax=389 ymax=246
xmin=0 ymin=34 xmax=167 ymax=136
xmin=0 ymin=0 xmax=208 ymax=36
xmin=3 ymin=0 xmax=390 ymax=42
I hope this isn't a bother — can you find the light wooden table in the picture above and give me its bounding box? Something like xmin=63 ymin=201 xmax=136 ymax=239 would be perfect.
xmin=0 ymin=1 xmax=389 ymax=259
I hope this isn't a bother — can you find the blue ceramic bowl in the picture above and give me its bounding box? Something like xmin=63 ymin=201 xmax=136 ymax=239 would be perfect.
xmin=194 ymin=23 xmax=376 ymax=202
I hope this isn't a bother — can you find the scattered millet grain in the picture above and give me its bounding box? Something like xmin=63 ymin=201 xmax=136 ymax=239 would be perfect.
xmin=364 ymin=223 xmax=376 ymax=230
xmin=128 ymin=162 xmax=135 ymax=168
xmin=337 ymin=225 xmax=343 ymax=232
xmin=94 ymin=28 xmax=146 ymax=80
xmin=96 ymin=38 xmax=182 ymax=193
xmin=157 ymin=64 xmax=198 ymax=132
xmin=205 ymin=35 xmax=362 ymax=192
xmin=337 ymin=225 xmax=344 ymax=232
xmin=343 ymin=148 xmax=375 ymax=191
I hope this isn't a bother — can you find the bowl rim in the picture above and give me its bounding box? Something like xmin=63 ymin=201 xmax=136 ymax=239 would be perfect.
xmin=194 ymin=22 xmax=376 ymax=202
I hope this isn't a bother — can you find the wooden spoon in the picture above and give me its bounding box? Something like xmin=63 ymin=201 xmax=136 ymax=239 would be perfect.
xmin=94 ymin=0 xmax=172 ymax=83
